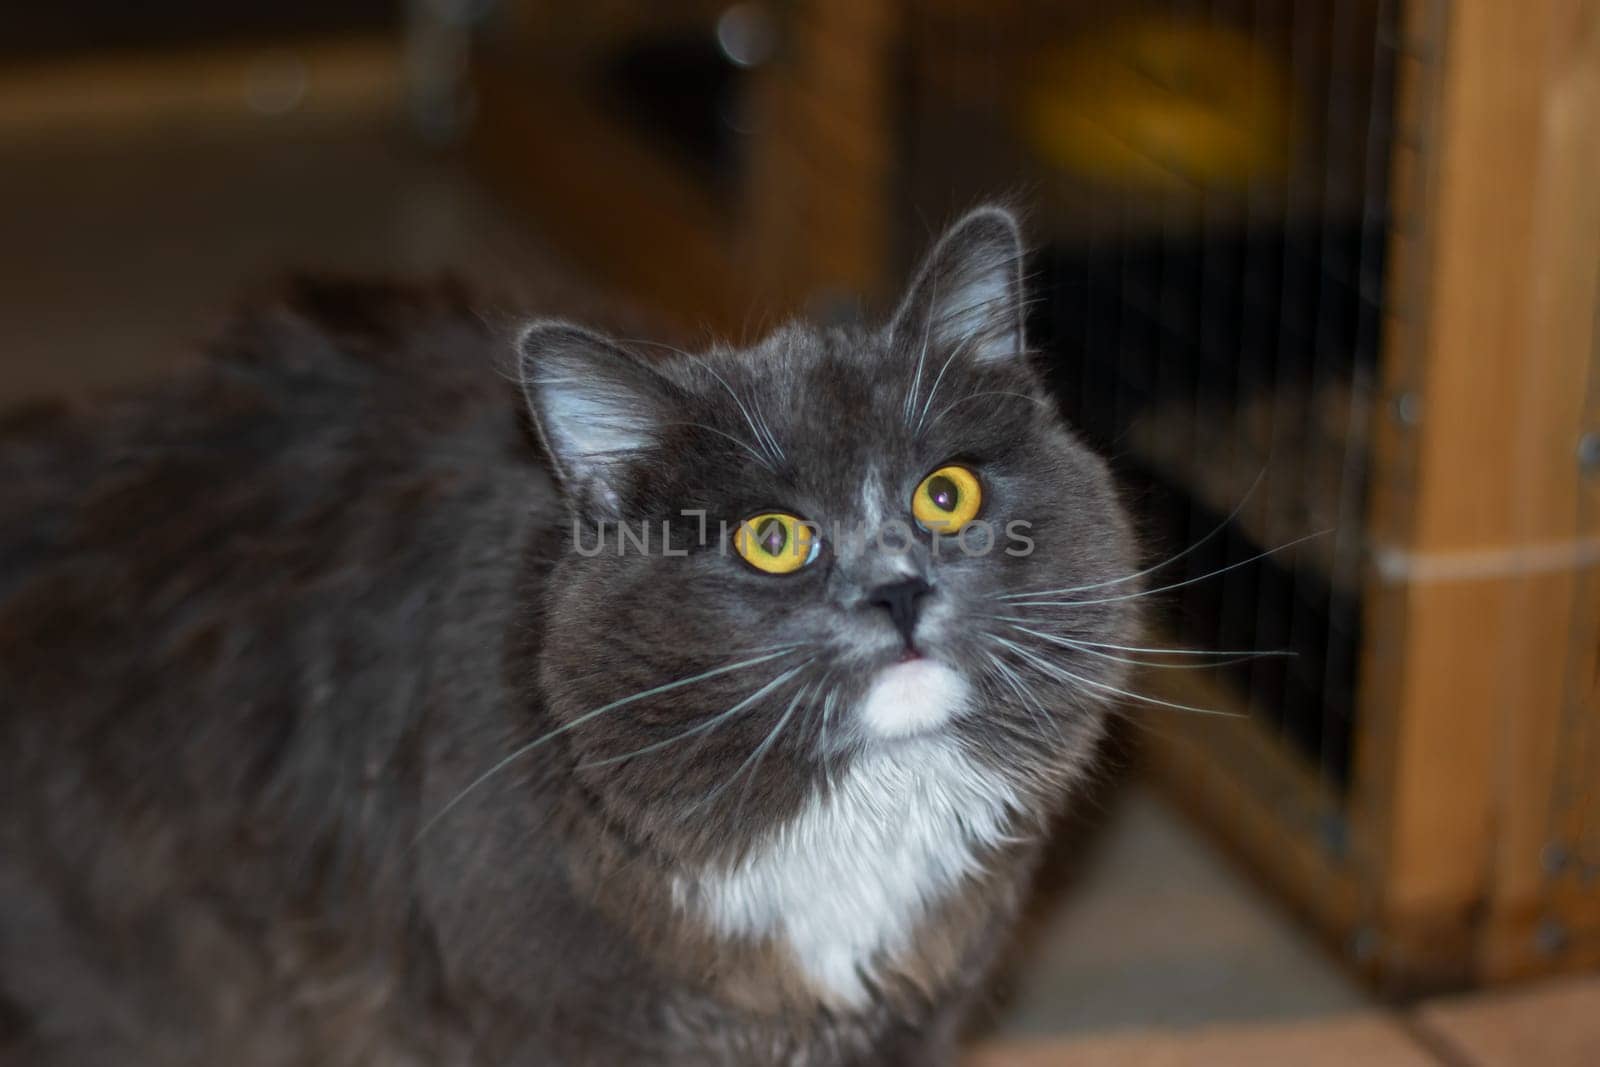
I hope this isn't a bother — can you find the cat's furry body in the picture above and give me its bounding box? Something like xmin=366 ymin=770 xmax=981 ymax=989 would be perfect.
xmin=0 ymin=210 xmax=1137 ymax=1064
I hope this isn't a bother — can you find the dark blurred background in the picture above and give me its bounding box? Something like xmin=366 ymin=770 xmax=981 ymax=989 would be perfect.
xmin=3 ymin=2 xmax=1597 ymax=1061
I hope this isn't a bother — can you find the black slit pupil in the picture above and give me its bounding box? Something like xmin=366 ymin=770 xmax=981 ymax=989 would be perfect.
xmin=758 ymin=518 xmax=787 ymax=555
xmin=927 ymin=474 xmax=959 ymax=512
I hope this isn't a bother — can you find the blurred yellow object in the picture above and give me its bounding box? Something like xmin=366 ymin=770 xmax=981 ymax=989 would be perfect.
xmin=1024 ymin=19 xmax=1292 ymax=190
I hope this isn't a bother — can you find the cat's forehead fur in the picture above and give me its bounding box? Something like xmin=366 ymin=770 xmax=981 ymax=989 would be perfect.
xmin=653 ymin=320 xmax=1030 ymax=521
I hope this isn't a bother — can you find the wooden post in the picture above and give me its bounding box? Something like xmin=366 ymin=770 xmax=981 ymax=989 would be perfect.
xmin=1357 ymin=0 xmax=1600 ymax=986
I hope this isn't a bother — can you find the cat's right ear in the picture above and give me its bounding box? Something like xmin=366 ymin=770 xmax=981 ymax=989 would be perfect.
xmin=517 ymin=321 xmax=672 ymax=520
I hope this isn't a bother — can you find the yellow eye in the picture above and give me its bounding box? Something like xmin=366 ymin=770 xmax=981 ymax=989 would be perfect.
xmin=733 ymin=512 xmax=819 ymax=575
xmin=912 ymin=465 xmax=982 ymax=533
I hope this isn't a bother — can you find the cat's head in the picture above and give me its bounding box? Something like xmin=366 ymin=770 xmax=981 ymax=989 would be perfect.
xmin=518 ymin=206 xmax=1138 ymax=861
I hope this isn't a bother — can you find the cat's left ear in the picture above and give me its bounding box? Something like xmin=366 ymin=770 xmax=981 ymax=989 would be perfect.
xmin=888 ymin=204 xmax=1028 ymax=368
xmin=517 ymin=321 xmax=673 ymax=519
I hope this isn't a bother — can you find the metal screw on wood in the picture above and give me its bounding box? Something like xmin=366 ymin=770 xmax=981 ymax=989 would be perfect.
xmin=1350 ymin=926 xmax=1380 ymax=962
xmin=1393 ymin=392 xmax=1422 ymax=426
xmin=1577 ymin=431 xmax=1600 ymax=474
xmin=1534 ymin=919 xmax=1570 ymax=956
xmin=1319 ymin=814 xmax=1349 ymax=859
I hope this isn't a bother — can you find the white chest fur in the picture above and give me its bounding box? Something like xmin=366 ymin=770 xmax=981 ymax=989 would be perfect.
xmin=677 ymin=735 xmax=1019 ymax=1007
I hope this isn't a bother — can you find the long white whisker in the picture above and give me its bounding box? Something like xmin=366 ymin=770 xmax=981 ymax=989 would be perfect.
xmin=657 ymin=420 xmax=774 ymax=471
xmin=1005 ymin=530 xmax=1331 ymax=610
xmin=807 ymin=668 xmax=836 ymax=751
xmin=1026 ymin=635 xmax=1296 ymax=658
xmin=987 ymin=635 xmax=1242 ymax=719
xmin=576 ymin=666 xmax=805 ymax=769
xmin=710 ymin=372 xmax=781 ymax=464
xmin=750 ymin=396 xmax=785 ymax=463
xmin=904 ymin=272 xmax=939 ymax=425
xmin=414 ymin=647 xmax=798 ymax=840
xmin=817 ymin=677 xmax=841 ymax=755
xmin=915 ymin=334 xmax=975 ymax=433
xmin=698 ymin=676 xmax=815 ymax=816
xmin=923 ymin=390 xmax=1049 ymax=434
xmin=999 ymin=468 xmax=1268 ymax=600
xmin=982 ymin=647 xmax=1064 ymax=741
xmin=989 ymin=622 xmax=1295 ymax=661
xmin=737 ymin=383 xmax=783 ymax=462
xmin=1001 ymin=623 xmax=1280 ymax=671
xmin=622 ymin=339 xmax=780 ymax=466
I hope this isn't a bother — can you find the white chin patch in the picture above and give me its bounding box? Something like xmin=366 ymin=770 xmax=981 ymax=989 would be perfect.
xmin=858 ymin=659 xmax=971 ymax=739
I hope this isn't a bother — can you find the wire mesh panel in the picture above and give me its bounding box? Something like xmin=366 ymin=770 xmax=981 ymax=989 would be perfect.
xmin=902 ymin=0 xmax=1401 ymax=792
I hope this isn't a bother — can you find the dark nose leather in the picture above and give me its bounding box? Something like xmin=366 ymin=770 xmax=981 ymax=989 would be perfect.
xmin=865 ymin=577 xmax=932 ymax=647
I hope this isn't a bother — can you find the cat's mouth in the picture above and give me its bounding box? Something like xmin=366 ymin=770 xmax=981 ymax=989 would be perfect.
xmin=856 ymin=654 xmax=971 ymax=740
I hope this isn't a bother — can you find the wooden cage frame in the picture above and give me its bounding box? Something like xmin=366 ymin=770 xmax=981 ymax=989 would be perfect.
xmin=1145 ymin=0 xmax=1600 ymax=993
xmin=469 ymin=0 xmax=1600 ymax=992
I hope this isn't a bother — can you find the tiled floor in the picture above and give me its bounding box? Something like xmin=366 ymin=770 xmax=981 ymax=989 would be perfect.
xmin=973 ymin=974 xmax=1600 ymax=1065
xmin=993 ymin=785 xmax=1370 ymax=1037
xmin=973 ymin=1014 xmax=1438 ymax=1067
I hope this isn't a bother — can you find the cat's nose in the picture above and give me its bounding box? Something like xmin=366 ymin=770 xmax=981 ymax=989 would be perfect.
xmin=865 ymin=577 xmax=933 ymax=647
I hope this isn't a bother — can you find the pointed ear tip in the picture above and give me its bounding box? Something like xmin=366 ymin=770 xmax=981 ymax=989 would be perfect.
xmin=953 ymin=204 xmax=1023 ymax=240
xmin=515 ymin=320 xmax=631 ymax=394
xmin=934 ymin=205 xmax=1026 ymax=275
xmin=515 ymin=318 xmax=590 ymax=357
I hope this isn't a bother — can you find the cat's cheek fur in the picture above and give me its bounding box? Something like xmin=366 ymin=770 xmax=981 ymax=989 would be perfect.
xmin=675 ymin=733 xmax=1018 ymax=1008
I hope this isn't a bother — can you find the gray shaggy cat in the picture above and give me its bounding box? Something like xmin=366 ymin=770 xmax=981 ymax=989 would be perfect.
xmin=0 ymin=206 xmax=1138 ymax=1065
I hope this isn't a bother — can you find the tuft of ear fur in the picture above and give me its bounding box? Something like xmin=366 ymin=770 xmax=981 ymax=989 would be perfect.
xmin=890 ymin=205 xmax=1028 ymax=367
xmin=517 ymin=321 xmax=673 ymax=518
